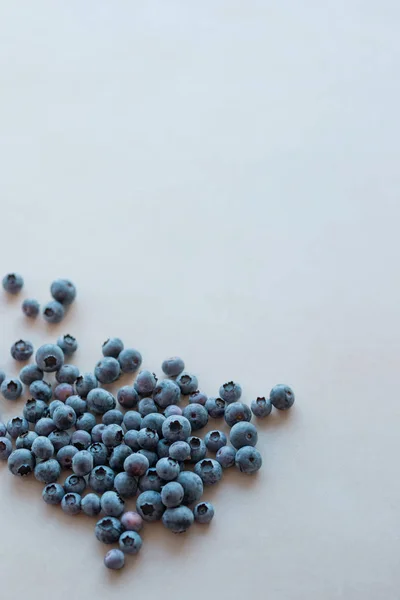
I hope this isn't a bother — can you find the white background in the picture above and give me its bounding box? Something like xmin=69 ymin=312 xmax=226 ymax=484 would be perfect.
xmin=0 ymin=2 xmax=399 ymax=599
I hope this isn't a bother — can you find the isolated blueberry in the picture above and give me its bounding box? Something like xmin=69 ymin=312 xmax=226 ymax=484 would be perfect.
xmin=91 ymin=424 xmax=107 ymax=443
xmin=87 ymin=388 xmax=116 ymax=415
xmin=57 ymin=334 xmax=78 ymax=356
xmin=32 ymin=436 xmax=55 ymax=460
xmin=187 ymin=436 xmax=207 ymax=463
xmin=65 ymin=395 xmax=87 ymax=416
xmin=153 ymin=379 xmax=181 ymax=409
xmin=2 ymin=272 xmax=23 ymax=294
xmin=161 ymin=481 xmax=184 ymax=508
xmin=141 ymin=413 xmax=165 ymax=437
xmin=224 ymin=402 xmax=252 ymax=428
xmin=109 ymin=445 xmax=133 ymax=472
xmin=123 ymin=430 xmax=140 ymax=451
xmin=138 ymin=468 xmax=163 ymax=492
xmin=102 ymin=409 xmax=124 ymax=426
xmin=71 ymin=429 xmax=92 ymax=450
xmin=194 ymin=458 xmax=223 ymax=486
xmin=19 ymin=365 xmax=43 ymax=387
xmin=64 ymin=474 xmax=87 ymax=494
xmin=102 ymin=337 xmax=124 ymax=358
xmin=157 ymin=438 xmax=171 ymax=458
xmin=124 ymin=453 xmax=149 ymax=477
xmin=205 ymin=397 xmax=226 ymax=418
xmin=138 ymin=397 xmax=158 ymax=417
xmin=34 ymin=459 xmax=61 ymax=484
xmin=182 ymin=403 xmax=208 ymax=431
xmin=61 ymin=492 xmax=81 ymax=515
xmin=0 ymin=370 xmax=5 ymax=386
xmin=119 ymin=530 xmax=142 ymax=555
xmin=102 ymin=424 xmax=124 ymax=447
xmin=1 ymin=378 xmax=23 ymax=400
xmin=138 ymin=428 xmax=159 ymax=451
xmin=75 ymin=412 xmax=96 ymax=432
xmin=8 ymin=448 xmax=35 ymax=476
xmin=56 ymin=364 xmax=79 ymax=385
xmin=7 ymin=416 xmax=29 ymax=439
xmin=176 ymin=372 xmax=198 ymax=395
xmin=57 ymin=445 xmax=78 ymax=469
xmin=219 ymin=381 xmax=242 ymax=404
xmin=162 ymin=415 xmax=191 ymax=442
xmin=101 ymin=491 xmax=125 ymax=517
xmin=120 ymin=511 xmax=143 ymax=532
xmin=118 ymin=348 xmax=142 ymax=374
xmin=162 ymin=506 xmax=194 ymax=534
xmin=75 ymin=373 xmax=98 ymax=398
xmin=194 ymin=502 xmax=215 ymax=524
xmin=42 ymin=483 xmax=65 ymax=505
xmin=138 ymin=449 xmax=158 ymax=467
xmin=189 ymin=391 xmax=207 ymax=406
xmin=251 ymin=396 xmax=272 ymax=418
xmin=43 ymin=300 xmax=65 ymax=324
xmin=176 ymin=471 xmax=203 ymax=504
xmin=270 ymin=384 xmax=295 ymax=410
xmin=156 ymin=457 xmax=180 ymax=481
xmin=216 ymin=445 xmax=236 ymax=468
xmin=104 ymin=549 xmax=125 ymax=570
xmin=95 ymin=357 xmax=120 ymax=384
xmin=235 ymin=446 xmax=262 ymax=474
xmin=11 ymin=339 xmax=34 ymax=362
xmin=114 ymin=472 xmax=138 ymax=498
xmin=117 ymin=386 xmax=139 ymax=409
xmin=89 ymin=466 xmax=115 ymax=494
xmin=95 ymin=516 xmax=124 ymax=544
xmin=230 ymin=422 xmax=258 ymax=449
xmin=169 ymin=441 xmax=191 ymax=462
xmin=22 ymin=298 xmax=40 ymax=318
xmin=81 ymin=493 xmax=101 ymax=516
xmin=161 ymin=357 xmax=185 ymax=377
xmin=0 ymin=437 xmax=13 ymax=460
xmin=88 ymin=442 xmax=109 ymax=466
xmin=36 ymin=344 xmax=64 ymax=372
xmin=16 ymin=431 xmax=38 ymax=450
xmin=30 ymin=380 xmax=52 ymax=402
xmin=50 ymin=279 xmax=76 ymax=305
xmin=136 ymin=490 xmax=164 ymax=522
xmin=34 ymin=417 xmax=57 ymax=436
xmin=53 ymin=405 xmax=77 ymax=430
xmin=134 ymin=370 xmax=157 ymax=397
xmin=54 ymin=383 xmax=74 ymax=402
xmin=204 ymin=430 xmax=227 ymax=452
xmin=164 ymin=405 xmax=183 ymax=418
xmin=72 ymin=450 xmax=94 ymax=476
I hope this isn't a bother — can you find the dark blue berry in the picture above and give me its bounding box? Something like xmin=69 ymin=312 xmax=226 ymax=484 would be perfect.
xmin=224 ymin=402 xmax=251 ymax=428
xmin=235 ymin=446 xmax=262 ymax=474
xmin=57 ymin=334 xmax=78 ymax=356
xmin=102 ymin=424 xmax=124 ymax=447
xmin=71 ymin=429 xmax=92 ymax=450
xmin=119 ymin=531 xmax=142 ymax=555
xmin=194 ymin=458 xmax=223 ymax=486
xmin=34 ymin=418 xmax=57 ymax=436
xmin=75 ymin=373 xmax=97 ymax=398
xmin=16 ymin=431 xmax=38 ymax=450
xmin=8 ymin=448 xmax=35 ymax=476
xmin=94 ymin=357 xmax=120 ymax=384
xmin=109 ymin=445 xmax=132 ymax=472
xmin=156 ymin=457 xmax=180 ymax=481
xmin=204 ymin=430 xmax=227 ymax=452
xmin=138 ymin=428 xmax=159 ymax=451
xmin=176 ymin=372 xmax=198 ymax=395
xmin=114 ymin=472 xmax=138 ymax=498
xmin=75 ymin=412 xmax=96 ymax=432
xmin=141 ymin=413 xmax=165 ymax=437
xmin=81 ymin=493 xmax=101 ymax=516
xmin=251 ymin=396 xmax=272 ymax=418
xmin=205 ymin=397 xmax=226 ymax=418
xmin=34 ymin=458 xmax=61 ymax=483
xmin=31 ymin=436 xmax=54 ymax=460
xmin=50 ymin=279 xmax=76 ymax=305
xmin=161 ymin=481 xmax=184 ymax=508
xmin=134 ymin=370 xmax=157 ymax=397
xmin=162 ymin=416 xmax=191 ymax=442
xmin=161 ymin=357 xmax=185 ymax=377
xmin=182 ymin=403 xmax=208 ymax=431
xmin=0 ymin=437 xmax=13 ymax=460
xmin=138 ymin=468 xmax=163 ymax=492
xmin=189 ymin=391 xmax=207 ymax=405
xmin=56 ymin=364 xmax=79 ymax=385
xmin=64 ymin=474 xmax=87 ymax=494
xmin=118 ymin=348 xmax=142 ymax=374
xmin=56 ymin=445 xmax=78 ymax=469
xmin=87 ymin=388 xmax=116 ymax=415
xmin=88 ymin=442 xmax=109 ymax=466
xmin=35 ymin=344 xmax=64 ymax=372
xmin=230 ymin=422 xmax=258 ymax=449
xmin=104 ymin=549 xmax=125 ymax=569
xmin=42 ymin=483 xmax=65 ymax=505
xmin=153 ymin=379 xmax=181 ymax=408
xmin=162 ymin=506 xmax=194 ymax=533
xmin=187 ymin=436 xmax=207 ymax=463
xmin=95 ymin=516 xmax=123 ymax=544
xmin=1 ymin=378 xmax=23 ymax=400
xmin=219 ymin=381 xmax=242 ymax=404
xmin=89 ymin=466 xmax=115 ymax=494
xmin=124 ymin=453 xmax=149 ymax=477
xmin=176 ymin=471 xmax=203 ymax=504
xmin=169 ymin=441 xmax=191 ymax=461
xmin=72 ymin=450 xmax=94 ymax=476
xmin=43 ymin=300 xmax=65 ymax=323
xmin=7 ymin=416 xmax=29 ymax=439
xmin=136 ymin=490 xmax=164 ymax=522
xmin=194 ymin=501 xmax=215 ymax=524
xmin=19 ymin=364 xmax=43 ymax=386
xmin=22 ymin=298 xmax=39 ymax=318
xmin=216 ymin=445 xmax=236 ymax=468
xmin=11 ymin=339 xmax=33 ymax=361
xmin=101 ymin=491 xmax=125 ymax=516
xmin=102 ymin=337 xmax=124 ymax=358
xmin=2 ymin=272 xmax=23 ymax=294
xmin=61 ymin=492 xmax=81 ymax=515
xmin=270 ymin=384 xmax=295 ymax=410
xmin=117 ymin=385 xmax=139 ymax=409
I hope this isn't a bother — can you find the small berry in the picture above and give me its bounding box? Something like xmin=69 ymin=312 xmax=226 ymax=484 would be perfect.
xmin=56 ymin=445 xmax=78 ymax=469
xmin=161 ymin=357 xmax=185 ymax=377
xmin=251 ymin=396 xmax=272 ymax=418
xmin=53 ymin=405 xmax=77 ymax=431
xmin=43 ymin=300 xmax=65 ymax=324
xmin=138 ymin=427 xmax=159 ymax=451
xmin=187 ymin=436 xmax=207 ymax=463
xmin=176 ymin=471 xmax=203 ymax=504
xmin=138 ymin=397 xmax=158 ymax=417
xmin=118 ymin=348 xmax=142 ymax=374
xmin=164 ymin=405 xmax=182 ymax=418
xmin=120 ymin=511 xmax=143 ymax=532
xmin=56 ymin=364 xmax=79 ymax=385
xmin=42 ymin=483 xmax=65 ymax=505
xmin=194 ymin=458 xmax=223 ymax=486
xmin=162 ymin=416 xmax=191 ymax=442
xmin=153 ymin=379 xmax=181 ymax=408
xmin=194 ymin=501 xmax=215 ymax=524
xmin=81 ymin=493 xmax=101 ymax=516
xmin=87 ymin=388 xmax=116 ymax=415
xmin=2 ymin=272 xmax=23 ymax=294
xmin=32 ymin=436 xmax=55 ymax=460
xmin=90 ymin=424 xmax=107 ymax=443
xmin=35 ymin=344 xmax=64 ymax=372
xmin=141 ymin=413 xmax=165 ymax=437
xmin=75 ymin=372 xmax=97 ymax=398
xmin=235 ymin=446 xmax=262 ymax=474
xmin=65 ymin=395 xmax=87 ymax=416
xmin=109 ymin=445 xmax=132 ymax=471
xmin=270 ymin=384 xmax=295 ymax=410
xmin=8 ymin=449 xmax=35 ymax=476
xmin=19 ymin=364 xmax=43 ymax=385
xmin=124 ymin=453 xmax=149 ymax=477
xmin=102 ymin=337 xmax=124 ymax=358
xmin=50 ymin=279 xmax=76 ymax=305
xmin=89 ymin=466 xmax=115 ymax=494
xmin=176 ymin=372 xmax=198 ymax=395
xmin=204 ymin=430 xmax=227 ymax=452
xmin=157 ymin=438 xmax=171 ymax=458
xmin=75 ymin=412 xmax=96 ymax=432
xmin=102 ymin=424 xmax=124 ymax=447
xmin=205 ymin=397 xmax=226 ymax=418
xmin=88 ymin=442 xmax=109 ymax=466
xmin=219 ymin=381 xmax=242 ymax=404
xmin=1 ymin=378 xmax=23 ymax=400
xmin=61 ymin=492 xmax=81 ymax=515
xmin=22 ymin=298 xmax=40 ymax=318
xmin=16 ymin=431 xmax=38 ymax=450
xmin=156 ymin=457 xmax=180 ymax=481
xmin=224 ymin=401 xmax=252 ymax=428
xmin=114 ymin=472 xmax=138 ymax=498
xmin=138 ymin=449 xmax=158 ymax=467
xmin=124 ymin=430 xmax=140 ymax=451
xmin=71 ymin=429 xmax=92 ymax=449
xmin=189 ymin=391 xmax=207 ymax=405
xmin=30 ymin=380 xmax=52 ymax=402
xmin=169 ymin=441 xmax=191 ymax=462
xmin=48 ymin=430 xmax=72 ymax=452
xmin=72 ymin=450 xmax=94 ymax=476
xmin=182 ymin=403 xmax=208 ymax=431
xmin=138 ymin=468 xmax=163 ymax=492
xmin=229 ymin=422 xmax=258 ymax=449
xmin=216 ymin=445 xmax=236 ymax=468
xmin=101 ymin=491 xmax=125 ymax=517
xmin=102 ymin=409 xmax=124 ymax=426
xmin=94 ymin=357 xmax=120 ymax=384
xmin=134 ymin=370 xmax=157 ymax=397
xmin=54 ymin=383 xmax=74 ymax=402
xmin=161 ymin=481 xmax=184 ymax=508
xmin=95 ymin=516 xmax=123 ymax=544
xmin=7 ymin=416 xmax=29 ymax=439
xmin=57 ymin=334 xmax=78 ymax=356
xmin=0 ymin=437 xmax=13 ymax=460
xmin=23 ymin=399 xmax=48 ymax=423
xmin=34 ymin=418 xmax=57 ymax=436
xmin=64 ymin=474 xmax=87 ymax=494
xmin=117 ymin=386 xmax=139 ymax=409
xmin=104 ymin=549 xmax=125 ymax=570
xmin=119 ymin=530 xmax=142 ymax=555
xmin=162 ymin=506 xmax=194 ymax=533
xmin=136 ymin=490 xmax=164 ymax=522
xmin=11 ymin=339 xmax=34 ymax=361
xmin=34 ymin=458 xmax=61 ymax=483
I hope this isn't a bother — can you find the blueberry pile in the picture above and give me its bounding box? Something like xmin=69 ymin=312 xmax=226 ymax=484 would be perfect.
xmin=0 ymin=276 xmax=295 ymax=571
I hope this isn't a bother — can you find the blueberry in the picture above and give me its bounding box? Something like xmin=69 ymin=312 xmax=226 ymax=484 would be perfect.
xmin=156 ymin=457 xmax=180 ymax=481
xmin=23 ymin=399 xmax=48 ymax=423
xmin=176 ymin=372 xmax=198 ymax=395
xmin=89 ymin=466 xmax=115 ymax=494
xmin=71 ymin=429 xmax=92 ymax=450
xmin=56 ymin=364 xmax=79 ymax=385
xmin=30 ymin=380 xmax=52 ymax=402
xmin=137 ymin=428 xmax=159 ymax=451
xmin=104 ymin=549 xmax=125 ymax=570
xmin=162 ymin=506 xmax=194 ymax=534
xmin=34 ymin=459 xmax=61 ymax=483
xmin=134 ymin=370 xmax=158 ymax=397
xmin=117 ymin=386 xmax=139 ymax=409
xmin=251 ymin=396 xmax=272 ymax=418
xmin=169 ymin=441 xmax=191 ymax=462
xmin=219 ymin=381 xmax=242 ymax=404
xmin=0 ymin=437 xmax=13 ymax=460
xmin=136 ymin=490 xmax=164 ymax=522
xmin=194 ymin=458 xmax=223 ymax=486
xmin=50 ymin=279 xmax=76 ymax=305
xmin=19 ymin=365 xmax=43 ymax=386
xmin=1 ymin=377 xmax=23 ymax=400
xmin=157 ymin=438 xmax=171 ymax=458
xmin=43 ymin=300 xmax=65 ymax=324
xmin=8 ymin=449 xmax=35 ymax=476
xmin=34 ymin=418 xmax=57 ymax=436
xmin=189 ymin=391 xmax=207 ymax=406
xmin=153 ymin=379 xmax=181 ymax=408
xmin=182 ymin=403 xmax=208 ymax=431
xmin=72 ymin=450 xmax=94 ymax=476
xmin=16 ymin=431 xmax=38 ymax=450
xmin=270 ymin=384 xmax=295 ymax=410
xmin=49 ymin=401 xmax=64 ymax=419
xmin=161 ymin=357 xmax=185 ymax=377
xmin=138 ymin=468 xmax=163 ymax=492
xmin=2 ymin=272 xmax=23 ymax=294
xmin=176 ymin=471 xmax=203 ymax=504
xmin=216 ymin=445 xmax=236 ymax=468
xmin=87 ymin=388 xmax=116 ymax=415
xmin=64 ymin=474 xmax=87 ymax=494
xmin=138 ymin=449 xmax=158 ymax=467
xmin=194 ymin=502 xmax=215 ymax=524
xmin=65 ymin=395 xmax=87 ymax=416
xmin=57 ymin=445 xmax=78 ymax=469
xmin=42 ymin=483 xmax=65 ymax=505
xmin=95 ymin=516 xmax=124 ymax=544
xmin=162 ymin=416 xmax=191 ymax=442
xmin=161 ymin=481 xmax=184 ymax=508
xmin=123 ymin=430 xmax=140 ymax=451
xmin=102 ymin=409 xmax=124 ymax=426
xmin=109 ymin=445 xmax=133 ymax=472
xmin=114 ymin=472 xmax=138 ymax=498
xmin=75 ymin=373 xmax=98 ymax=398
xmin=35 ymin=344 xmax=64 ymax=372
xmin=119 ymin=530 xmax=142 ymax=555
xmin=0 ymin=370 xmax=5 ymax=386
xmin=94 ymin=357 xmax=120 ymax=384
xmin=230 ymin=422 xmax=258 ymax=449
xmin=61 ymin=492 xmax=81 ymax=515
xmin=224 ymin=402 xmax=252 ymax=427
xmin=164 ymin=405 xmax=183 ymax=418
xmin=22 ymin=298 xmax=40 ymax=318
xmin=53 ymin=405 xmax=77 ymax=430
xmin=118 ymin=348 xmax=142 ymax=374
xmin=32 ymin=436 xmax=55 ymax=460
xmin=75 ymin=412 xmax=96 ymax=432
xmin=0 ymin=422 xmax=6 ymax=437
xmin=205 ymin=397 xmax=226 ymax=418
xmin=7 ymin=416 xmax=29 ymax=439
xmin=88 ymin=442 xmax=109 ymax=466
xmin=54 ymin=383 xmax=74 ymax=402
xmin=102 ymin=337 xmax=124 ymax=358
xmin=187 ymin=436 xmax=207 ymax=463
xmin=57 ymin=334 xmax=78 ymax=356
xmin=120 ymin=511 xmax=143 ymax=532
xmin=81 ymin=493 xmax=101 ymax=516
xmin=124 ymin=453 xmax=149 ymax=477
xmin=101 ymin=491 xmax=125 ymax=517
xmin=141 ymin=413 xmax=165 ymax=437
xmin=204 ymin=430 xmax=227 ymax=452
xmin=11 ymin=339 xmax=34 ymax=361
xmin=91 ymin=424 xmax=107 ymax=443
xmin=138 ymin=397 xmax=158 ymax=417
xmin=102 ymin=424 xmax=124 ymax=447
xmin=235 ymin=446 xmax=262 ymax=474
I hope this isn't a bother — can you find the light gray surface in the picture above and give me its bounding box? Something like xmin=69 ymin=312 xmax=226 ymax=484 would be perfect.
xmin=0 ymin=2 xmax=399 ymax=598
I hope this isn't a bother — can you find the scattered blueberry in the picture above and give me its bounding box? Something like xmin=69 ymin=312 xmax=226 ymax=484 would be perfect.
xmin=224 ymin=401 xmax=252 ymax=428
xmin=2 ymin=272 xmax=23 ymax=294
xmin=16 ymin=431 xmax=38 ymax=450
xmin=34 ymin=417 xmax=57 ymax=436
xmin=102 ymin=409 xmax=124 ymax=426
xmin=7 ymin=416 xmax=29 ymax=439
xmin=8 ymin=448 xmax=35 ymax=476
xmin=270 ymin=384 xmax=295 ymax=410
xmin=1 ymin=377 xmax=23 ymax=401
xmin=91 ymin=424 xmax=107 ymax=443
xmin=169 ymin=441 xmax=191 ymax=462
xmin=164 ymin=405 xmax=183 ymax=418
xmin=119 ymin=530 xmax=142 ymax=555
xmin=34 ymin=458 xmax=61 ymax=484
xmin=124 ymin=453 xmax=149 ymax=477
xmin=75 ymin=372 xmax=98 ymax=398
xmin=156 ymin=457 xmax=180 ymax=481
xmin=124 ymin=430 xmax=140 ymax=451
xmin=19 ymin=364 xmax=43 ymax=386
xmin=0 ymin=437 xmax=13 ymax=460
xmin=161 ymin=481 xmax=184 ymax=508
xmin=56 ymin=364 xmax=79 ymax=385
xmin=61 ymin=492 xmax=81 ymax=515
xmin=161 ymin=357 xmax=185 ymax=377
xmin=153 ymin=379 xmax=181 ymax=408
xmin=88 ymin=442 xmax=109 ymax=466
xmin=118 ymin=348 xmax=142 ymax=374
xmin=53 ymin=405 xmax=77 ymax=430
xmin=104 ymin=549 xmax=125 ymax=570
xmin=235 ymin=446 xmax=262 ymax=474
xmin=35 ymin=344 xmax=64 ymax=372
xmin=138 ymin=397 xmax=158 ymax=417
xmin=65 ymin=394 xmax=87 ymax=416
xmin=251 ymin=396 xmax=272 ymax=418
xmin=89 ymin=466 xmax=115 ymax=494
xmin=162 ymin=416 xmax=191 ymax=442
xmin=43 ymin=300 xmax=65 ymax=324
xmin=176 ymin=372 xmax=198 ymax=395
xmin=11 ymin=339 xmax=34 ymax=361
xmin=22 ymin=298 xmax=40 ymax=318
xmin=120 ymin=511 xmax=143 ymax=532
xmin=102 ymin=424 xmax=124 ymax=447
xmin=64 ymin=474 xmax=87 ymax=495
xmin=42 ymin=483 xmax=65 ymax=505
xmin=87 ymin=388 xmax=116 ymax=415
xmin=138 ymin=428 xmax=159 ymax=451
xmin=176 ymin=471 xmax=203 ymax=504
xmin=54 ymin=383 xmax=75 ymax=402
xmin=95 ymin=516 xmax=124 ymax=544
xmin=162 ymin=506 xmax=194 ymax=534
xmin=194 ymin=458 xmax=223 ymax=486
xmin=117 ymin=386 xmax=139 ymax=409
xmin=194 ymin=502 xmax=215 ymax=524
xmin=138 ymin=468 xmax=163 ymax=492
xmin=138 ymin=449 xmax=158 ymax=467
xmin=114 ymin=472 xmax=138 ymax=498
xmin=50 ymin=279 xmax=76 ymax=305
xmin=182 ymin=403 xmax=208 ymax=431
xmin=72 ymin=450 xmax=94 ymax=476
xmin=187 ymin=436 xmax=207 ymax=463
xmin=57 ymin=334 xmax=78 ymax=356
xmin=141 ymin=413 xmax=165 ymax=437
xmin=136 ymin=490 xmax=164 ymax=522
xmin=189 ymin=391 xmax=207 ymax=405
xmin=102 ymin=337 xmax=124 ymax=358
xmin=205 ymin=397 xmax=226 ymax=418
xmin=23 ymin=399 xmax=49 ymax=423
xmin=216 ymin=445 xmax=236 ymax=469
xmin=219 ymin=381 xmax=242 ymax=404
xmin=81 ymin=493 xmax=101 ymax=516
xmin=134 ymin=370 xmax=157 ymax=397
xmin=71 ymin=429 xmax=92 ymax=450
xmin=30 ymin=379 xmax=52 ymax=402
xmin=109 ymin=445 xmax=133 ymax=472
xmin=32 ymin=436 xmax=55 ymax=460
xmin=95 ymin=357 xmax=120 ymax=384
xmin=75 ymin=412 xmax=96 ymax=432
xmin=101 ymin=491 xmax=125 ymax=517
xmin=56 ymin=445 xmax=78 ymax=469
xmin=204 ymin=430 xmax=227 ymax=452
xmin=229 ymin=422 xmax=258 ymax=449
